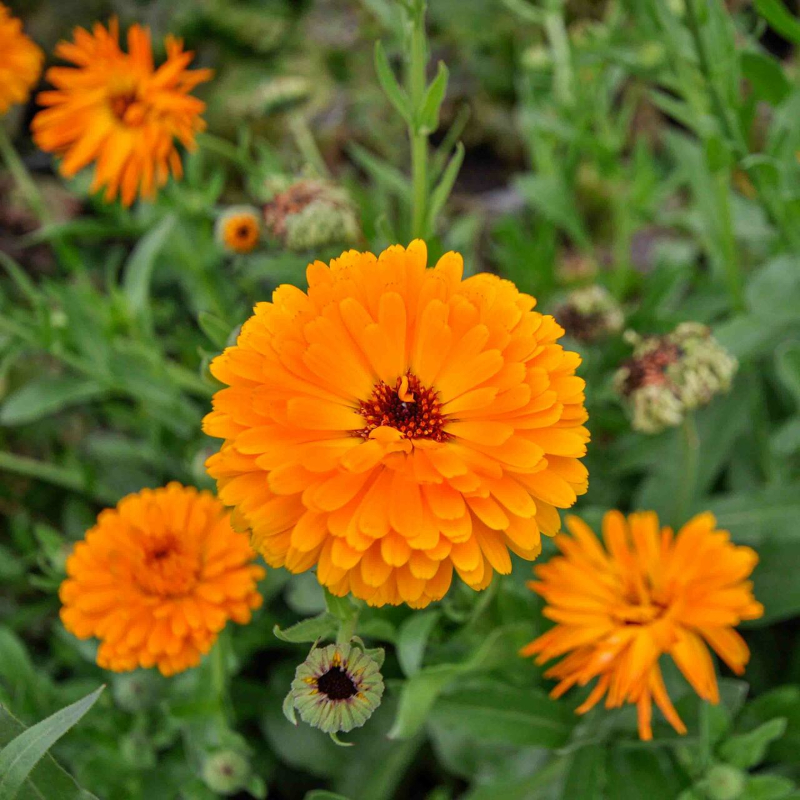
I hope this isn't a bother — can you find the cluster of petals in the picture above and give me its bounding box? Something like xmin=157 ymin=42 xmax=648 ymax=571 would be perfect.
xmin=32 ymin=19 xmax=211 ymax=205
xmin=60 ymin=483 xmax=264 ymax=676
xmin=204 ymin=241 xmax=589 ymax=607
xmin=0 ymin=3 xmax=43 ymax=116
xmin=522 ymin=510 xmax=763 ymax=740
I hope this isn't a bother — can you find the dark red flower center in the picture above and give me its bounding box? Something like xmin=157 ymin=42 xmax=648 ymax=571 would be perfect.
xmin=317 ymin=666 xmax=357 ymax=700
xmin=357 ymin=372 xmax=449 ymax=441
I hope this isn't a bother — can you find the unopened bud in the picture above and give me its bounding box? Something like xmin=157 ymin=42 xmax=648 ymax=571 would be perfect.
xmin=201 ymin=750 xmax=250 ymax=796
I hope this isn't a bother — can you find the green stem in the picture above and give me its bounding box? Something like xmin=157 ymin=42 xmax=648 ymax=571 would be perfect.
xmin=713 ymin=168 xmax=746 ymax=313
xmin=408 ymin=1 xmax=428 ymax=240
xmin=676 ymin=412 xmax=699 ymax=528
xmin=543 ymin=7 xmax=573 ymax=107
xmin=335 ymin=610 xmax=359 ymax=646
xmin=210 ymin=635 xmax=229 ymax=720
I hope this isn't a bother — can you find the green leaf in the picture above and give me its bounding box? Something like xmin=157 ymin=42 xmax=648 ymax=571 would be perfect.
xmin=348 ymin=143 xmax=410 ymax=199
xmin=122 ymin=215 xmax=176 ymax=318
xmin=323 ymin=590 xmax=357 ymax=624
xmin=719 ymin=718 xmax=788 ymax=769
xmin=605 ymin=748 xmax=686 ymax=800
xmin=305 ymin=791 xmax=352 ymax=800
xmin=374 ymin=41 xmax=411 ymax=124
xmin=0 ymin=376 xmax=108 ymax=426
xmin=740 ymin=774 xmax=796 ymax=800
xmin=775 ymin=341 xmax=800 ymax=409
xmin=427 ymin=142 xmax=464 ymax=232
xmin=754 ymin=0 xmax=800 ymax=44
xmin=418 ymin=61 xmax=448 ymax=134
xmin=562 ymin=745 xmax=605 ymax=800
xmin=396 ymin=610 xmax=440 ymax=677
xmin=273 ymin=612 xmax=337 ymax=644
xmin=515 ymin=173 xmax=590 ymax=248
xmin=0 ymin=686 xmax=104 ymax=800
xmin=431 ymin=679 xmax=575 ymax=748
xmin=738 ymin=687 xmax=800 ymax=766
xmin=740 ymin=51 xmax=791 ymax=106
xmin=197 ymin=311 xmax=235 ymax=350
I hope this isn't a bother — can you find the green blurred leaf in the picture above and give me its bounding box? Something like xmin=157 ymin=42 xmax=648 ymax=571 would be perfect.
xmin=719 ymin=718 xmax=788 ymax=769
xmin=775 ymin=341 xmax=800 ymax=408
xmin=396 ymin=610 xmax=440 ymax=677
xmin=273 ymin=613 xmax=337 ymax=644
xmin=740 ymin=52 xmax=791 ymax=106
xmin=740 ymin=774 xmax=795 ymax=800
xmin=431 ymin=679 xmax=575 ymax=748
xmin=0 ymin=375 xmax=108 ymax=426
xmin=197 ymin=311 xmax=235 ymax=350
xmin=515 ymin=174 xmax=590 ymax=248
xmin=605 ymin=748 xmax=686 ymax=800
xmin=374 ymin=41 xmax=411 ymax=124
xmin=122 ymin=215 xmax=176 ymax=318
xmin=427 ymin=142 xmax=464 ymax=232
xmin=418 ymin=61 xmax=449 ymax=134
xmin=0 ymin=686 xmax=103 ymax=800
xmin=754 ymin=0 xmax=800 ymax=44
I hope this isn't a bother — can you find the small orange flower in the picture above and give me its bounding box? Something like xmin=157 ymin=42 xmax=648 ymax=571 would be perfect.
xmin=521 ymin=510 xmax=763 ymax=740
xmin=32 ymin=19 xmax=212 ymax=206
xmin=204 ymin=241 xmax=589 ymax=608
xmin=0 ymin=3 xmax=43 ymax=116
xmin=60 ymin=483 xmax=264 ymax=676
xmin=216 ymin=206 xmax=261 ymax=254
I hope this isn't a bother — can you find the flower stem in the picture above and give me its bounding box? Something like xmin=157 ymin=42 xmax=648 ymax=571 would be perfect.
xmin=676 ymin=412 xmax=699 ymax=528
xmin=407 ymin=0 xmax=428 ymax=240
xmin=335 ymin=609 xmax=359 ymax=646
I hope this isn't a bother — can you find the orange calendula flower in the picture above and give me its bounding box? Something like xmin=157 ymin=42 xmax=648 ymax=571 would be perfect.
xmin=31 ymin=19 xmax=212 ymax=206
xmin=60 ymin=483 xmax=264 ymax=676
xmin=0 ymin=3 xmax=43 ymax=116
xmin=521 ymin=510 xmax=763 ymax=740
xmin=216 ymin=205 xmax=261 ymax=254
xmin=204 ymin=241 xmax=590 ymax=608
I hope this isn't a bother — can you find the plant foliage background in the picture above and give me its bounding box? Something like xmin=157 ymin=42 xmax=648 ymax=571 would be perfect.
xmin=2 ymin=0 xmax=800 ymax=798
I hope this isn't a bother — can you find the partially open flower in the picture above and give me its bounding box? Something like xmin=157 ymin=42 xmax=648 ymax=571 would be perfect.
xmin=286 ymin=642 xmax=384 ymax=734
xmin=614 ymin=323 xmax=737 ymax=433
xmin=555 ymin=285 xmax=623 ymax=342
xmin=215 ymin=205 xmax=261 ymax=254
xmin=262 ymin=178 xmax=360 ymax=251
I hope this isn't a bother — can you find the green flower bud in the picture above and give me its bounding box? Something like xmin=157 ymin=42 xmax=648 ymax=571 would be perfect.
xmin=111 ymin=671 xmax=159 ymax=713
xmin=284 ymin=642 xmax=384 ymax=735
xmin=699 ymin=764 xmax=746 ymax=800
xmin=201 ymin=750 xmax=251 ymax=796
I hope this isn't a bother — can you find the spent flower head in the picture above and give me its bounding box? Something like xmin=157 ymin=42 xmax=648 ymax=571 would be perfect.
xmin=615 ymin=322 xmax=737 ymax=433
xmin=555 ymin=285 xmax=624 ymax=342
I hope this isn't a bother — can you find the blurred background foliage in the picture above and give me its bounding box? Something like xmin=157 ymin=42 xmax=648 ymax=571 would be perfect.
xmin=2 ymin=0 xmax=800 ymax=798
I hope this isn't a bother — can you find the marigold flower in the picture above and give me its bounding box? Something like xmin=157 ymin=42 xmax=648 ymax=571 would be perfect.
xmin=0 ymin=3 xmax=43 ymax=116
xmin=31 ymin=19 xmax=212 ymax=206
xmin=216 ymin=205 xmax=261 ymax=254
xmin=521 ymin=510 xmax=763 ymax=741
xmin=285 ymin=643 xmax=384 ymax=734
xmin=204 ymin=241 xmax=589 ymax=607
xmin=59 ymin=483 xmax=264 ymax=676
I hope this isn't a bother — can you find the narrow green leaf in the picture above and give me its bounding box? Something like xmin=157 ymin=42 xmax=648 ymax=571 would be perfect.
xmin=427 ymin=142 xmax=464 ymax=232
xmin=0 ymin=252 xmax=40 ymax=309
xmin=754 ymin=0 xmax=800 ymax=44
xmin=396 ymin=611 xmax=440 ymax=677
xmin=418 ymin=61 xmax=448 ymax=134
xmin=122 ymin=215 xmax=176 ymax=317
xmin=305 ymin=792 xmax=351 ymax=800
xmin=0 ymin=376 xmax=108 ymax=426
xmin=0 ymin=685 xmax=104 ymax=800
xmin=374 ymin=41 xmax=411 ymax=124
xmin=348 ymin=143 xmax=410 ymax=199
xmin=198 ymin=311 xmax=235 ymax=350
xmin=273 ymin=612 xmax=337 ymax=644
xmin=387 ymin=664 xmax=460 ymax=740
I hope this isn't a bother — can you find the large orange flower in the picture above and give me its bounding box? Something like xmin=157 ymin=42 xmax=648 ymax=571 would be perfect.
xmin=521 ymin=510 xmax=763 ymax=740
xmin=204 ymin=241 xmax=589 ymax=608
xmin=60 ymin=483 xmax=264 ymax=676
xmin=32 ymin=19 xmax=211 ymax=206
xmin=0 ymin=3 xmax=43 ymax=116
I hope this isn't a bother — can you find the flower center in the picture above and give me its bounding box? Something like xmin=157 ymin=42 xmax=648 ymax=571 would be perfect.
xmin=135 ymin=534 xmax=201 ymax=597
xmin=109 ymin=89 xmax=143 ymax=125
xmin=357 ymin=372 xmax=449 ymax=441
xmin=317 ymin=666 xmax=357 ymax=700
xmin=236 ymin=223 xmax=252 ymax=240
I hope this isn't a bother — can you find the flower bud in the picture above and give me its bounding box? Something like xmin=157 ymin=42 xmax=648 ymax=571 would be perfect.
xmin=111 ymin=671 xmax=159 ymax=713
xmin=699 ymin=764 xmax=746 ymax=800
xmin=284 ymin=642 xmax=384 ymax=734
xmin=201 ymin=750 xmax=251 ymax=796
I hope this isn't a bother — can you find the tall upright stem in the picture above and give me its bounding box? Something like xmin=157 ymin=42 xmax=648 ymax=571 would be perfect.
xmin=408 ymin=2 xmax=428 ymax=239
xmin=676 ymin=413 xmax=699 ymax=528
